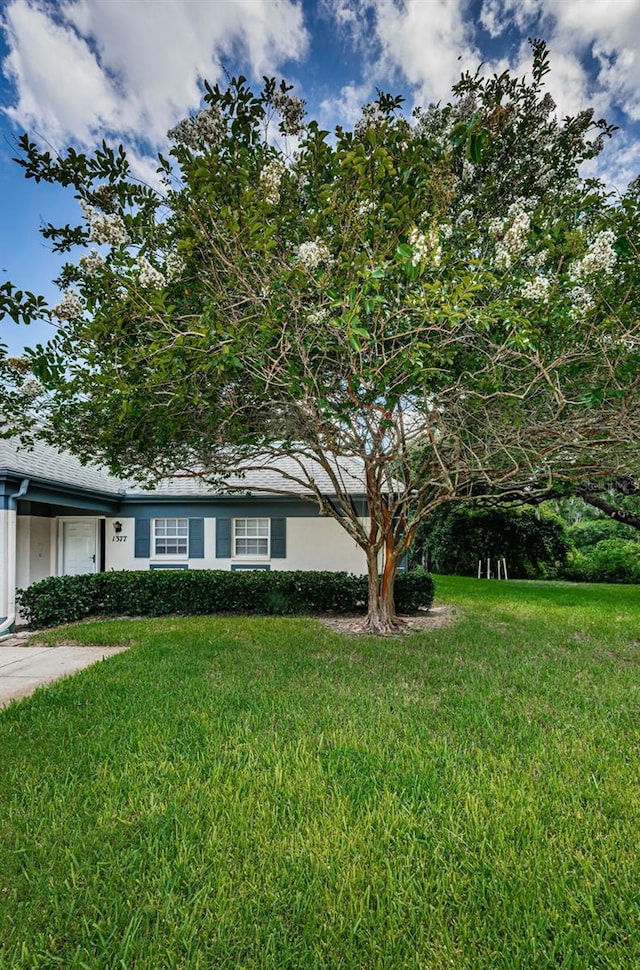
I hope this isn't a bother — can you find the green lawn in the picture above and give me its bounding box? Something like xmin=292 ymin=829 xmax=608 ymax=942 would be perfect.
xmin=1 ymin=576 xmax=639 ymax=969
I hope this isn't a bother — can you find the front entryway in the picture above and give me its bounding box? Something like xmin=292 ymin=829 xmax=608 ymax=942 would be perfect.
xmin=61 ymin=519 xmax=98 ymax=576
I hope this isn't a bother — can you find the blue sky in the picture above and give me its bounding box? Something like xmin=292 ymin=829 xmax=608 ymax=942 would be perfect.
xmin=1 ymin=0 xmax=639 ymax=354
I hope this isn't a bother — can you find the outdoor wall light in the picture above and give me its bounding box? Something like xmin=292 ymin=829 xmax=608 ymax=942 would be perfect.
xmin=113 ymin=521 xmax=123 ymax=534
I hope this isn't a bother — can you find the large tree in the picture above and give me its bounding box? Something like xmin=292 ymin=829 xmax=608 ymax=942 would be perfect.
xmin=2 ymin=41 xmax=639 ymax=632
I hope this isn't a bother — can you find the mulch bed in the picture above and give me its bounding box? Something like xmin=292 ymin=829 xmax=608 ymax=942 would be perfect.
xmin=314 ymin=604 xmax=456 ymax=636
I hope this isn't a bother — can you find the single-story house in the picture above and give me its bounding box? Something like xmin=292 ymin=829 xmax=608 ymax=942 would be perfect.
xmin=0 ymin=437 xmax=375 ymax=633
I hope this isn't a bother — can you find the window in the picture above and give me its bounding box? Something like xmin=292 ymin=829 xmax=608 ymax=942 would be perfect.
xmin=234 ymin=518 xmax=269 ymax=557
xmin=154 ymin=518 xmax=188 ymax=556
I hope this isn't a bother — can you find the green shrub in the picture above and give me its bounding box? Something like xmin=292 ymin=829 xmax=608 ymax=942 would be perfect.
xmin=566 ymin=517 xmax=639 ymax=553
xmin=561 ymin=539 xmax=640 ymax=584
xmin=17 ymin=569 xmax=435 ymax=628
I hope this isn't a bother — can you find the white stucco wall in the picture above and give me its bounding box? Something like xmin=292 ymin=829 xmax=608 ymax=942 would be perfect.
xmin=15 ymin=515 xmax=55 ymax=591
xmin=104 ymin=515 xmax=368 ymax=574
xmin=29 ymin=517 xmax=54 ymax=584
xmin=272 ymin=516 xmax=367 ymax=573
xmin=16 ymin=516 xmax=31 ymax=591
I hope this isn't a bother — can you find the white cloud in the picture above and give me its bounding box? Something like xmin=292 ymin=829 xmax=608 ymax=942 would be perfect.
xmin=319 ymin=80 xmax=372 ymax=130
xmin=1 ymin=0 xmax=309 ymax=150
xmin=594 ymin=131 xmax=640 ymax=194
xmin=320 ymin=0 xmax=370 ymax=35
xmin=319 ymin=0 xmax=481 ymax=109
xmin=367 ymin=0 xmax=481 ymax=106
xmin=2 ymin=0 xmax=123 ymax=146
xmin=478 ymin=0 xmax=640 ymax=125
xmin=479 ymin=0 xmax=544 ymax=36
xmin=493 ymin=39 xmax=600 ymax=123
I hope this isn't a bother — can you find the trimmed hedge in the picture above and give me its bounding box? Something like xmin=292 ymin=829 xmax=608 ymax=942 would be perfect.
xmin=17 ymin=569 xmax=436 ymax=628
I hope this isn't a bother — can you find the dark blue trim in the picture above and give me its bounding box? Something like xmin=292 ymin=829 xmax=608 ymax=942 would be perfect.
xmin=0 ymin=473 xmax=121 ymax=513
xmin=150 ymin=563 xmax=189 ymax=570
xmin=118 ymin=498 xmax=366 ymax=518
xmin=2 ymin=488 xmax=117 ymax=513
xmin=22 ymin=488 xmax=119 ymax=513
xmin=231 ymin=563 xmax=271 ymax=571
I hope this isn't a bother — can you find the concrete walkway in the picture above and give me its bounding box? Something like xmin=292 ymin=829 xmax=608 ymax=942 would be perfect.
xmin=0 ymin=632 xmax=128 ymax=707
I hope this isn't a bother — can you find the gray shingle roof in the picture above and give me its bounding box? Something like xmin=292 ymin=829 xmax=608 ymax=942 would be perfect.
xmin=0 ymin=439 xmax=368 ymax=498
xmin=146 ymin=455 xmax=368 ymax=497
xmin=0 ymin=438 xmax=124 ymax=495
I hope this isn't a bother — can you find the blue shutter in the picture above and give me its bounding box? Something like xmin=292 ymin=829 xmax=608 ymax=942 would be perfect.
xmin=270 ymin=518 xmax=286 ymax=559
xmin=189 ymin=518 xmax=205 ymax=558
xmin=216 ymin=518 xmax=231 ymax=558
xmin=135 ymin=518 xmax=151 ymax=558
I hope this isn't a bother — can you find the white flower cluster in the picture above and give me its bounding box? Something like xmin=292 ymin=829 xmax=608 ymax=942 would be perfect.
xmin=356 ymin=199 xmax=376 ymax=218
xmin=260 ymin=158 xmax=287 ymax=205
xmin=562 ymin=178 xmax=580 ymax=196
xmin=138 ymin=256 xmax=166 ymax=289
xmin=570 ymin=230 xmax=617 ymax=280
xmin=492 ymin=200 xmax=531 ymax=270
xmin=456 ymin=208 xmax=474 ymax=226
xmin=461 ymin=158 xmax=475 ymax=182
xmin=81 ymin=201 xmax=129 ymax=247
xmin=536 ymin=164 xmax=554 ymax=189
xmin=569 ymin=285 xmax=595 ymax=320
xmin=52 ymin=289 xmax=84 ymax=321
xmin=521 ymin=275 xmax=550 ymax=302
xmin=525 ymin=250 xmax=547 ymax=272
xmin=354 ymin=103 xmax=387 ymax=139
xmin=295 ymin=239 xmax=331 ymax=271
xmin=6 ymin=356 xmax=29 ymax=373
xmin=79 ymin=249 xmax=105 ymax=275
xmin=167 ymin=105 xmax=226 ymax=149
xmin=91 ymin=184 xmax=118 ymax=211
xmin=165 ymin=251 xmax=186 ymax=282
xmin=273 ymin=91 xmax=305 ymax=136
xmin=408 ymin=227 xmax=441 ymax=267
xmin=306 ymin=308 xmax=329 ymax=326
xmin=21 ymin=377 xmax=44 ymax=400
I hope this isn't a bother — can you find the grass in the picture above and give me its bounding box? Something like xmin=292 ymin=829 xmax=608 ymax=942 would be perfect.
xmin=1 ymin=576 xmax=639 ymax=969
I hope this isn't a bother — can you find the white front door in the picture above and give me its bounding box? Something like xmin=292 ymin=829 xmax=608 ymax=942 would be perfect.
xmin=62 ymin=520 xmax=97 ymax=576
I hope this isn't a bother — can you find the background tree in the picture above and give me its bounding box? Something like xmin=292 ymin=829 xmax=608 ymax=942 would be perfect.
xmin=411 ymin=504 xmax=569 ymax=579
xmin=2 ymin=41 xmax=639 ymax=632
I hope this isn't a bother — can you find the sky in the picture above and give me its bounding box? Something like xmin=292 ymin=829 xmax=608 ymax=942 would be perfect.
xmin=1 ymin=0 xmax=639 ymax=354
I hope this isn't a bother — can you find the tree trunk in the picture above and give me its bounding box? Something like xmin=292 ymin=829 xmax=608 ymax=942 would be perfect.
xmin=362 ymin=548 xmax=404 ymax=635
xmin=581 ymin=492 xmax=640 ymax=530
